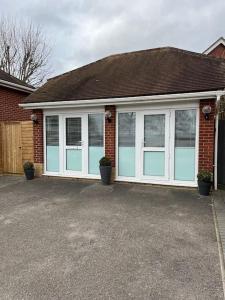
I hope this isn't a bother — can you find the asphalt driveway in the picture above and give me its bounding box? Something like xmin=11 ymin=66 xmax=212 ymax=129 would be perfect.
xmin=0 ymin=176 xmax=223 ymax=299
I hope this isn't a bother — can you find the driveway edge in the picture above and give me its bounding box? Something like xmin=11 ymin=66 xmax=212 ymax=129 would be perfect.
xmin=212 ymin=197 xmax=225 ymax=299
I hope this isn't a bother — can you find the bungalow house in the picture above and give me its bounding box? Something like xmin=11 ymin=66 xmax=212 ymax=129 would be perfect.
xmin=20 ymin=38 xmax=225 ymax=188
xmin=0 ymin=70 xmax=35 ymax=174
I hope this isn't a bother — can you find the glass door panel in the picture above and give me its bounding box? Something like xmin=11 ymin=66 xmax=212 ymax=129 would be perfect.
xmin=174 ymin=110 xmax=196 ymax=181
xmin=65 ymin=117 xmax=82 ymax=172
xmin=142 ymin=113 xmax=168 ymax=179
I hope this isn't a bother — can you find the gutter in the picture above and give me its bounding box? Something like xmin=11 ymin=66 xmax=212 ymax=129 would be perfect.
xmin=20 ymin=90 xmax=225 ymax=109
xmin=214 ymin=94 xmax=221 ymax=190
xmin=0 ymin=79 xmax=35 ymax=93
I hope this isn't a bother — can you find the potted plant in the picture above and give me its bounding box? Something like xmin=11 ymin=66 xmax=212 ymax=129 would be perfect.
xmin=197 ymin=170 xmax=213 ymax=196
xmin=99 ymin=156 xmax=112 ymax=185
xmin=23 ymin=161 xmax=35 ymax=180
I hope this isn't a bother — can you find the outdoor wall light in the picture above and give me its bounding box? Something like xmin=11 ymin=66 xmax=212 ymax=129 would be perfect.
xmin=31 ymin=113 xmax=38 ymax=124
xmin=105 ymin=110 xmax=112 ymax=123
xmin=202 ymin=105 xmax=212 ymax=120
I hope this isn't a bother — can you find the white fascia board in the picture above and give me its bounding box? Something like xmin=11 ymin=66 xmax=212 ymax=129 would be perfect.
xmin=203 ymin=37 xmax=225 ymax=54
xmin=0 ymin=79 xmax=35 ymax=93
xmin=19 ymin=90 xmax=225 ymax=109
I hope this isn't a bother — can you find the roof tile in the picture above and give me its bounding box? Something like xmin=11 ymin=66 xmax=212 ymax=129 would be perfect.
xmin=23 ymin=47 xmax=225 ymax=103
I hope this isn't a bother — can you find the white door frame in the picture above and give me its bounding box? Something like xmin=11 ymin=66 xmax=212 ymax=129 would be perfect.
xmin=116 ymin=103 xmax=199 ymax=187
xmin=63 ymin=114 xmax=85 ymax=176
xmin=43 ymin=109 xmax=104 ymax=179
xmin=139 ymin=110 xmax=170 ymax=181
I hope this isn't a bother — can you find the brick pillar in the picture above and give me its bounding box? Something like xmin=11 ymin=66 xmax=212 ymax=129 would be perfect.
xmin=105 ymin=105 xmax=116 ymax=180
xmin=199 ymin=99 xmax=216 ymax=173
xmin=33 ymin=109 xmax=44 ymax=176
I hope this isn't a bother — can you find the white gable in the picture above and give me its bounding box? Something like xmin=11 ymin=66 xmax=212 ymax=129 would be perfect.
xmin=203 ymin=37 xmax=225 ymax=54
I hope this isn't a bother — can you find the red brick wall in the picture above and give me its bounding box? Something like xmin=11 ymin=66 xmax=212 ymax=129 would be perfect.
xmin=105 ymin=105 xmax=116 ymax=167
xmin=0 ymin=86 xmax=32 ymax=121
xmin=208 ymin=44 xmax=225 ymax=59
xmin=199 ymin=99 xmax=215 ymax=172
xmin=30 ymin=102 xmax=216 ymax=178
xmin=33 ymin=109 xmax=44 ymax=164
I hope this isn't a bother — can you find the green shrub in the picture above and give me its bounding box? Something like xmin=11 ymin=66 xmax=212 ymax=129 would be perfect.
xmin=197 ymin=170 xmax=213 ymax=183
xmin=23 ymin=161 xmax=34 ymax=171
xmin=99 ymin=156 xmax=111 ymax=166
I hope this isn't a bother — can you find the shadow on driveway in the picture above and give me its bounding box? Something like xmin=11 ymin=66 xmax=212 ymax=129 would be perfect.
xmin=0 ymin=177 xmax=223 ymax=299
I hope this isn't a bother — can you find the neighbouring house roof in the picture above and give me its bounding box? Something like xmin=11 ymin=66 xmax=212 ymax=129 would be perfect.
xmin=203 ymin=37 xmax=225 ymax=55
xmin=0 ymin=69 xmax=35 ymax=93
xmin=23 ymin=47 xmax=225 ymax=104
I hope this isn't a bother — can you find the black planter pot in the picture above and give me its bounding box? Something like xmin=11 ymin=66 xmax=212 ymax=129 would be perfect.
xmin=24 ymin=169 xmax=35 ymax=180
xmin=100 ymin=166 xmax=112 ymax=185
xmin=198 ymin=180 xmax=211 ymax=196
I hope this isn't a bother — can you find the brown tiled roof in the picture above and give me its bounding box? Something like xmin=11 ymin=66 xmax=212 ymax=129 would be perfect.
xmin=0 ymin=69 xmax=34 ymax=89
xmin=23 ymin=47 xmax=225 ymax=103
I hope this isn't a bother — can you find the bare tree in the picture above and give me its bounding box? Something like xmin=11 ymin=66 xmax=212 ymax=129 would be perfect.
xmin=0 ymin=18 xmax=51 ymax=86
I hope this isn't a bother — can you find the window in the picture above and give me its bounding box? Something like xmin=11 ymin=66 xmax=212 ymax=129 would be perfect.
xmin=144 ymin=114 xmax=165 ymax=147
xmin=175 ymin=110 xmax=196 ymax=147
xmin=88 ymin=114 xmax=104 ymax=174
xmin=66 ymin=118 xmax=81 ymax=146
xmin=46 ymin=116 xmax=59 ymax=146
xmin=46 ymin=116 xmax=59 ymax=172
xmin=118 ymin=112 xmax=136 ymax=177
xmin=88 ymin=114 xmax=103 ymax=147
xmin=174 ymin=110 xmax=196 ymax=181
xmin=118 ymin=112 xmax=136 ymax=147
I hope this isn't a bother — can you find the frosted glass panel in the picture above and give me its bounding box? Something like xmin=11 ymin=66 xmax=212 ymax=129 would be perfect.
xmin=46 ymin=146 xmax=59 ymax=172
xmin=118 ymin=113 xmax=136 ymax=177
xmin=175 ymin=148 xmax=195 ymax=181
xmin=46 ymin=116 xmax=59 ymax=172
xmin=175 ymin=110 xmax=196 ymax=181
xmin=144 ymin=152 xmax=165 ymax=176
xmin=118 ymin=147 xmax=135 ymax=177
xmin=89 ymin=147 xmax=104 ymax=175
xmin=88 ymin=114 xmax=104 ymax=175
xmin=66 ymin=149 xmax=82 ymax=171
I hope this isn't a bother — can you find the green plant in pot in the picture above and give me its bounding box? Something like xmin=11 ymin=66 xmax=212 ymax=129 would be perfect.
xmin=197 ymin=170 xmax=213 ymax=196
xmin=23 ymin=161 xmax=35 ymax=180
xmin=99 ymin=156 xmax=112 ymax=185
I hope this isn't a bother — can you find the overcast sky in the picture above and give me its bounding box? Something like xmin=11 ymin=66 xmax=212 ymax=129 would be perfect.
xmin=1 ymin=0 xmax=225 ymax=77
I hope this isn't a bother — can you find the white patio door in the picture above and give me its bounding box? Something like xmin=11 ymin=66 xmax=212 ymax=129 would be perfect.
xmin=63 ymin=115 xmax=84 ymax=175
xmin=140 ymin=111 xmax=169 ymax=181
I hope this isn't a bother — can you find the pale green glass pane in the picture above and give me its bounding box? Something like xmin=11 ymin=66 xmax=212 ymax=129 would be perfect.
xmin=89 ymin=146 xmax=104 ymax=175
xmin=66 ymin=149 xmax=82 ymax=171
xmin=46 ymin=146 xmax=59 ymax=172
xmin=175 ymin=147 xmax=195 ymax=181
xmin=118 ymin=147 xmax=135 ymax=177
xmin=144 ymin=152 xmax=165 ymax=176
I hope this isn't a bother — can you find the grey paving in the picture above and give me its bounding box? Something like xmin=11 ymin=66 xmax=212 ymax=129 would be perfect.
xmin=0 ymin=177 xmax=223 ymax=300
xmin=0 ymin=174 xmax=25 ymax=189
